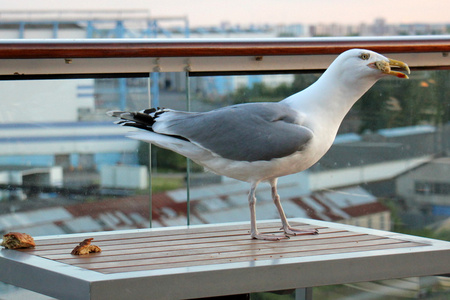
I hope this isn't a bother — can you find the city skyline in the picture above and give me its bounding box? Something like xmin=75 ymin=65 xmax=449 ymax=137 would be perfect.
xmin=1 ymin=0 xmax=449 ymax=27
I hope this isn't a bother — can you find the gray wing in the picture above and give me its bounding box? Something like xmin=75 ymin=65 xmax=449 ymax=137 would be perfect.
xmin=154 ymin=102 xmax=313 ymax=162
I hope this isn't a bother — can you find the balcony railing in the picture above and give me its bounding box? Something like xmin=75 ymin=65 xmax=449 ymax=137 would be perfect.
xmin=1 ymin=36 xmax=450 ymax=58
xmin=0 ymin=36 xmax=449 ymax=79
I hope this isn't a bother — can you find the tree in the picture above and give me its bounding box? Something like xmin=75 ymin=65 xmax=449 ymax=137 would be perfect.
xmin=356 ymin=70 xmax=450 ymax=132
xmin=227 ymin=73 xmax=320 ymax=104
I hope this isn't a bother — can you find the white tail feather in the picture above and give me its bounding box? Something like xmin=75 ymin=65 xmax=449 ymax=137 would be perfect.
xmin=125 ymin=132 xmax=210 ymax=161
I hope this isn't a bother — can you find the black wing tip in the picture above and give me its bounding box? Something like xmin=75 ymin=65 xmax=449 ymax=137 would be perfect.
xmin=143 ymin=108 xmax=158 ymax=114
xmin=108 ymin=109 xmax=161 ymax=130
xmin=107 ymin=107 xmax=165 ymax=118
xmin=107 ymin=107 xmax=169 ymax=131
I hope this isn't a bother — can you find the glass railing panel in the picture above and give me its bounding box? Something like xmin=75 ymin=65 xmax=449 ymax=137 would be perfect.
xmin=0 ymin=76 xmax=153 ymax=234
xmin=180 ymin=70 xmax=450 ymax=242
xmin=1 ymin=62 xmax=449 ymax=300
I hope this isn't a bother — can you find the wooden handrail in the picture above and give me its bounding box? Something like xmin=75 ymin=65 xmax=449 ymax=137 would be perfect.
xmin=0 ymin=36 xmax=449 ymax=59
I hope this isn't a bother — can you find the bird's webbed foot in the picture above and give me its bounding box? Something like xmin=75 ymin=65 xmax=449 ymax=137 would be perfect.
xmin=282 ymin=226 xmax=319 ymax=236
xmin=251 ymin=232 xmax=289 ymax=241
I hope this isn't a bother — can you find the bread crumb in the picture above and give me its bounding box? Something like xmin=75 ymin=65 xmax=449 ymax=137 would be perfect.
xmin=71 ymin=238 xmax=101 ymax=255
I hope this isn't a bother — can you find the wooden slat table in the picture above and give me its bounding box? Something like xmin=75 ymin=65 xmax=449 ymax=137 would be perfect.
xmin=1 ymin=218 xmax=450 ymax=300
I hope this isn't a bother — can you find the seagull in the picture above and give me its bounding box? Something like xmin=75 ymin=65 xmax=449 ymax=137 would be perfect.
xmin=108 ymin=49 xmax=410 ymax=240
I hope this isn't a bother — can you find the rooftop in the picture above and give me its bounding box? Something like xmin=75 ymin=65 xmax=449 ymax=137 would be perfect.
xmin=378 ymin=125 xmax=436 ymax=138
xmin=0 ymin=181 xmax=389 ymax=236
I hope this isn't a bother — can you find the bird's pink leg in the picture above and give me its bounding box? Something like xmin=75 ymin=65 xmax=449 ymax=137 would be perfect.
xmin=270 ymin=178 xmax=319 ymax=236
xmin=248 ymin=182 xmax=288 ymax=241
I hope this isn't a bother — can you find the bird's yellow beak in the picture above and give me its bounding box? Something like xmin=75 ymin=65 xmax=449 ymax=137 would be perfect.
xmin=369 ymin=58 xmax=410 ymax=79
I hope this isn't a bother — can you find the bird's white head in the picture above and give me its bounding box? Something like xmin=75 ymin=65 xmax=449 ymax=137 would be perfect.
xmin=332 ymin=49 xmax=410 ymax=81
xmin=281 ymin=48 xmax=410 ymax=115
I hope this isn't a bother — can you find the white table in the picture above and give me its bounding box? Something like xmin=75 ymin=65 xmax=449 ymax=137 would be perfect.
xmin=1 ymin=219 xmax=449 ymax=299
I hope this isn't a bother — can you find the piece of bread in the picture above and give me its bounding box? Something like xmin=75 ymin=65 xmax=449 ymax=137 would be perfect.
xmin=1 ymin=232 xmax=36 ymax=249
xmin=71 ymin=238 xmax=101 ymax=255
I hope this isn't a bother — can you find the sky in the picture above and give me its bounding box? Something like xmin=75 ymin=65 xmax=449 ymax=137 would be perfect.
xmin=1 ymin=0 xmax=449 ymax=27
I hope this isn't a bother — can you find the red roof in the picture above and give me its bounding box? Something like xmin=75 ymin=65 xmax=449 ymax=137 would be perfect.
xmin=342 ymin=202 xmax=389 ymax=218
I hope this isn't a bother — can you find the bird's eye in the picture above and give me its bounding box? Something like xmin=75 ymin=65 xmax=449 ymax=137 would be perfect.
xmin=360 ymin=53 xmax=370 ymax=60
